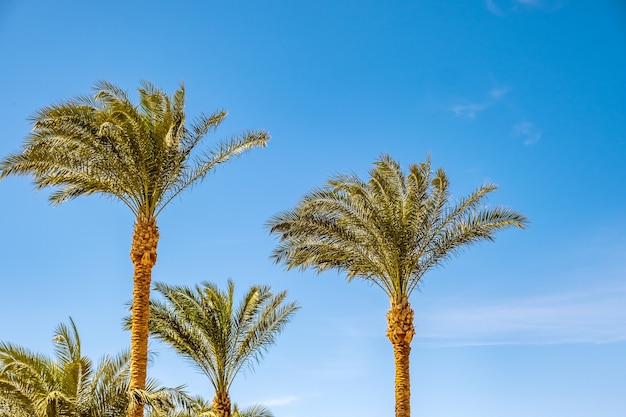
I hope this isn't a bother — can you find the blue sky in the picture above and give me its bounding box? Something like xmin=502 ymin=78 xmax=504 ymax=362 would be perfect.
xmin=1 ymin=1 xmax=625 ymax=416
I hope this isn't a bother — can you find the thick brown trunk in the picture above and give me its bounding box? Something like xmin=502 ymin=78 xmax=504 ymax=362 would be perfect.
xmin=387 ymin=297 xmax=415 ymax=417
xmin=128 ymin=214 xmax=159 ymax=417
xmin=211 ymin=390 xmax=232 ymax=417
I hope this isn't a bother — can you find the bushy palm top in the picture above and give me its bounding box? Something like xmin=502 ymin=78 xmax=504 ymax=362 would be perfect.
xmin=146 ymin=280 xmax=298 ymax=394
xmin=0 ymin=318 xmax=185 ymax=417
xmin=0 ymin=80 xmax=268 ymax=217
xmin=269 ymin=154 xmax=527 ymax=302
xmin=151 ymin=395 xmax=274 ymax=417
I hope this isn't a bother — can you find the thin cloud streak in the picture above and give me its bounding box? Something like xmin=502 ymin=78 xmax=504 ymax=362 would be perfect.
xmin=452 ymin=103 xmax=487 ymax=119
xmin=450 ymin=87 xmax=509 ymax=119
xmin=486 ymin=0 xmax=565 ymax=16
xmin=413 ymin=286 xmax=626 ymax=347
xmin=489 ymin=87 xmax=510 ymax=98
xmin=262 ymin=395 xmax=300 ymax=407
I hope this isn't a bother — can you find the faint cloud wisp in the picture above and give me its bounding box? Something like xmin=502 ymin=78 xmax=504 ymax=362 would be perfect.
xmin=452 ymin=103 xmax=487 ymax=120
xmin=486 ymin=0 xmax=565 ymax=16
xmin=414 ymin=286 xmax=626 ymax=347
xmin=450 ymin=87 xmax=509 ymax=120
xmin=262 ymin=395 xmax=300 ymax=407
xmin=489 ymin=87 xmax=510 ymax=99
xmin=512 ymin=121 xmax=542 ymax=145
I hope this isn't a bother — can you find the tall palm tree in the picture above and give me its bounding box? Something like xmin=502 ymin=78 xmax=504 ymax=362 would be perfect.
xmin=0 ymin=318 xmax=187 ymax=417
xmin=144 ymin=280 xmax=299 ymax=417
xmin=267 ymin=154 xmax=527 ymax=417
xmin=0 ymin=81 xmax=269 ymax=417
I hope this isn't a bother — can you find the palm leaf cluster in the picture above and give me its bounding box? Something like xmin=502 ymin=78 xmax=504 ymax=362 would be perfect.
xmin=0 ymin=318 xmax=187 ymax=417
xmin=269 ymin=154 xmax=527 ymax=302
xmin=142 ymin=280 xmax=299 ymax=417
xmin=0 ymin=80 xmax=268 ymax=218
xmin=157 ymin=395 xmax=273 ymax=417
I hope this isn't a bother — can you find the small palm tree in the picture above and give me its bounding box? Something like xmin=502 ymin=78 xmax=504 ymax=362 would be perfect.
xmin=150 ymin=395 xmax=273 ymax=417
xmin=267 ymin=154 xmax=527 ymax=417
xmin=0 ymin=318 xmax=187 ymax=417
xmin=0 ymin=81 xmax=269 ymax=417
xmin=144 ymin=280 xmax=299 ymax=417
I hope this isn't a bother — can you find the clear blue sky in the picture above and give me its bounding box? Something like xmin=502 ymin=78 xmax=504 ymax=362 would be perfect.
xmin=1 ymin=1 xmax=625 ymax=416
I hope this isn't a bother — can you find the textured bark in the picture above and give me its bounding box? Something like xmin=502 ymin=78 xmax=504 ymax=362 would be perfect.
xmin=211 ymin=391 xmax=232 ymax=417
xmin=387 ymin=298 xmax=415 ymax=417
xmin=128 ymin=214 xmax=159 ymax=417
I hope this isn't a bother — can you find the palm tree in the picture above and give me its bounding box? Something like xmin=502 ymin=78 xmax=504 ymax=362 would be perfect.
xmin=150 ymin=395 xmax=274 ymax=417
xmin=0 ymin=81 xmax=269 ymax=417
xmin=0 ymin=318 xmax=187 ymax=417
xmin=144 ymin=280 xmax=299 ymax=417
xmin=267 ymin=154 xmax=527 ymax=417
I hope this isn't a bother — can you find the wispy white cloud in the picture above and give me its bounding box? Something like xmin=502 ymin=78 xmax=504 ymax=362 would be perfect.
xmin=485 ymin=0 xmax=505 ymax=16
xmin=512 ymin=121 xmax=542 ymax=145
xmin=489 ymin=87 xmax=510 ymax=99
xmin=451 ymin=103 xmax=488 ymax=120
xmin=486 ymin=0 xmax=565 ymax=16
xmin=414 ymin=286 xmax=626 ymax=347
xmin=261 ymin=395 xmax=300 ymax=407
xmin=450 ymin=87 xmax=509 ymax=120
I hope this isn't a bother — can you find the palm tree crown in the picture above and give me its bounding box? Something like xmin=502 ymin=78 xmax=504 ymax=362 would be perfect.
xmin=0 ymin=318 xmax=186 ymax=417
xmin=269 ymin=154 xmax=527 ymax=300
xmin=0 ymin=80 xmax=268 ymax=217
xmin=144 ymin=280 xmax=299 ymax=417
xmin=267 ymin=154 xmax=527 ymax=417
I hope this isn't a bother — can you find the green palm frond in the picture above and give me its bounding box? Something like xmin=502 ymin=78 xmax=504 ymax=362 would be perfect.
xmin=0 ymin=81 xmax=269 ymax=220
xmin=0 ymin=319 xmax=184 ymax=417
xmin=146 ymin=280 xmax=299 ymax=401
xmin=233 ymin=403 xmax=274 ymax=417
xmin=268 ymin=154 xmax=528 ymax=301
xmin=147 ymin=396 xmax=272 ymax=417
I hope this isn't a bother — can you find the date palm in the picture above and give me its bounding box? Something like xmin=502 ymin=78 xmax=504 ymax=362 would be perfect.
xmin=0 ymin=81 xmax=269 ymax=417
xmin=144 ymin=280 xmax=299 ymax=417
xmin=0 ymin=318 xmax=186 ymax=417
xmin=150 ymin=395 xmax=273 ymax=417
xmin=267 ymin=154 xmax=527 ymax=417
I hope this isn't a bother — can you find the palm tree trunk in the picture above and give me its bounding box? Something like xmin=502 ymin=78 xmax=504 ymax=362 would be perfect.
xmin=386 ymin=297 xmax=415 ymax=417
xmin=211 ymin=390 xmax=232 ymax=417
xmin=128 ymin=214 xmax=159 ymax=417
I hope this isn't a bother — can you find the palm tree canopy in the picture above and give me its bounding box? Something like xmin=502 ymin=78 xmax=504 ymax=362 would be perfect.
xmin=143 ymin=280 xmax=299 ymax=394
xmin=268 ymin=154 xmax=527 ymax=302
xmin=0 ymin=80 xmax=269 ymax=218
xmin=0 ymin=318 xmax=188 ymax=417
xmin=150 ymin=395 xmax=274 ymax=417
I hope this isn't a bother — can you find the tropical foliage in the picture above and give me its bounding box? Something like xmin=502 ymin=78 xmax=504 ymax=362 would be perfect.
xmin=150 ymin=395 xmax=274 ymax=417
xmin=142 ymin=280 xmax=299 ymax=417
xmin=267 ymin=154 xmax=528 ymax=417
xmin=0 ymin=81 xmax=269 ymax=417
xmin=0 ymin=318 xmax=187 ymax=417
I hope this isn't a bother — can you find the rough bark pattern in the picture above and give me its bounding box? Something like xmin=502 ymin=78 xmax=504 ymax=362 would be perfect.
xmin=387 ymin=298 xmax=415 ymax=417
xmin=211 ymin=391 xmax=232 ymax=417
xmin=128 ymin=214 xmax=159 ymax=417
